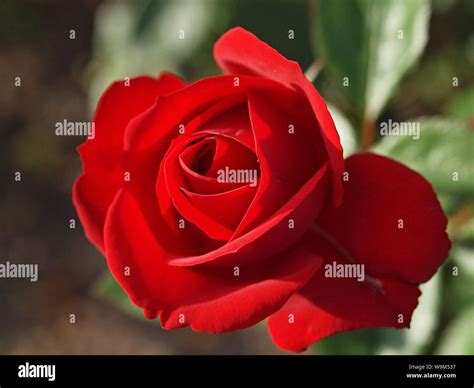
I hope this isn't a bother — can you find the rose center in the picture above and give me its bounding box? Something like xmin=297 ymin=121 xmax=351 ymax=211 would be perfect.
xmin=181 ymin=135 xmax=260 ymax=184
xmin=193 ymin=140 xmax=216 ymax=176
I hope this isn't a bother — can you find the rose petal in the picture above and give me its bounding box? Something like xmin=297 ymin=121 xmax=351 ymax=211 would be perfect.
xmin=178 ymin=104 xmax=258 ymax=192
xmin=214 ymin=27 xmax=344 ymax=205
xmin=233 ymin=89 xmax=325 ymax=238
xmin=201 ymin=111 xmax=258 ymax=177
xmin=179 ymin=139 xmax=249 ymax=194
xmin=158 ymin=104 xmax=260 ymax=236
xmin=268 ymin=152 xmax=450 ymax=352
xmin=103 ymin=187 xmax=323 ymax=333
xmin=124 ymin=75 xmax=320 ymax=262
xmin=122 ymin=76 xmax=291 ymax=244
xmin=160 ymin=133 xmax=235 ymax=241
xmin=316 ymin=152 xmax=451 ymax=284
xmin=181 ymin=184 xmax=257 ymax=231
xmin=168 ymin=162 xmax=330 ymax=267
xmin=73 ymin=73 xmax=184 ymax=252
xmin=268 ymin=262 xmax=420 ymax=352
xmin=124 ymin=75 xmax=293 ymax=154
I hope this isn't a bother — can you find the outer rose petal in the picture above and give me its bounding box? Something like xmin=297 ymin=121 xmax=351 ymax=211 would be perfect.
xmin=214 ymin=27 xmax=344 ymax=205
xmin=268 ymin=267 xmax=420 ymax=352
xmin=268 ymin=152 xmax=450 ymax=352
xmin=316 ymin=153 xmax=450 ymax=284
xmin=73 ymin=73 xmax=184 ymax=252
xmin=124 ymin=75 xmax=294 ymax=153
xmin=104 ymin=187 xmax=323 ymax=333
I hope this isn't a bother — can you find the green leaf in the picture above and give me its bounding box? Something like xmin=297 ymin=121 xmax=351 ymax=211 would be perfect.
xmin=446 ymin=87 xmax=474 ymax=119
xmin=132 ymin=0 xmax=166 ymax=40
xmin=373 ymin=118 xmax=474 ymax=196
xmin=443 ymin=249 xmax=474 ymax=320
xmin=92 ymin=272 xmax=144 ymax=318
xmin=436 ymin=306 xmax=474 ymax=355
xmin=328 ymin=104 xmax=358 ymax=157
xmin=451 ymin=246 xmax=474 ymax=280
xmin=315 ymin=0 xmax=430 ymax=120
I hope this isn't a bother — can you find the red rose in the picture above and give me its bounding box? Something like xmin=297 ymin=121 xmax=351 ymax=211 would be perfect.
xmin=73 ymin=27 xmax=450 ymax=352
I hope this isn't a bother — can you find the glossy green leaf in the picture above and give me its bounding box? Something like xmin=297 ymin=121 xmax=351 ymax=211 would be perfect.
xmin=373 ymin=118 xmax=474 ymax=195
xmin=436 ymin=306 xmax=474 ymax=355
xmin=315 ymin=0 xmax=430 ymax=120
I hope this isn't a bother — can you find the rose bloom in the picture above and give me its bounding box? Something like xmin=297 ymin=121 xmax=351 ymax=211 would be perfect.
xmin=73 ymin=27 xmax=450 ymax=352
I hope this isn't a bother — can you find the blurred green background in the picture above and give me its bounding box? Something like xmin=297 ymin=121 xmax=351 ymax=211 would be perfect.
xmin=0 ymin=0 xmax=473 ymax=354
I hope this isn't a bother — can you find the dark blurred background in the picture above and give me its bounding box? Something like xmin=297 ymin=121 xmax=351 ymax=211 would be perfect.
xmin=0 ymin=0 xmax=473 ymax=354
